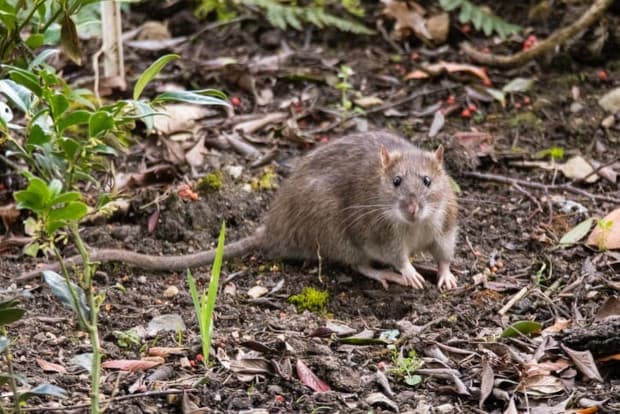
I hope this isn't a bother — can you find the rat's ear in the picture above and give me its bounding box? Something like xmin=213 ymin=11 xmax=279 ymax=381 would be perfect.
xmin=434 ymin=145 xmax=444 ymax=163
xmin=380 ymin=145 xmax=391 ymax=168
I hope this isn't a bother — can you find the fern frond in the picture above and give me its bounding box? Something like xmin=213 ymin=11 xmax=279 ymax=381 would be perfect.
xmin=439 ymin=0 xmax=521 ymax=39
xmin=244 ymin=0 xmax=374 ymax=34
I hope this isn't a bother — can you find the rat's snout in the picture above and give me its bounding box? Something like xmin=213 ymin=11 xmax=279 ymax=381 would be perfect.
xmin=407 ymin=202 xmax=419 ymax=217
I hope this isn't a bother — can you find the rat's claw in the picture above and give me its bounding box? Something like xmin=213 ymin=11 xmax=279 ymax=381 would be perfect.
xmin=437 ymin=262 xmax=458 ymax=290
xmin=400 ymin=264 xmax=426 ymax=290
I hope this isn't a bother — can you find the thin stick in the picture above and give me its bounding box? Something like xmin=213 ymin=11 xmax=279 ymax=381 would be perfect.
xmin=499 ymin=286 xmax=529 ymax=316
xmin=463 ymin=171 xmax=620 ymax=204
xmin=461 ymin=0 xmax=614 ymax=68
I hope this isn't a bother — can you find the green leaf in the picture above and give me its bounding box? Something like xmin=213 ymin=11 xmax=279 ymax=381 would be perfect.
xmin=57 ymin=110 xmax=91 ymax=132
xmin=27 ymin=124 xmax=51 ymax=148
xmin=88 ymin=110 xmax=114 ymax=137
xmin=0 ymin=307 xmax=26 ymax=326
xmin=49 ymin=93 xmax=69 ymax=119
xmin=48 ymin=179 xmax=62 ymax=198
xmin=19 ymin=383 xmax=68 ymax=403
xmin=7 ymin=67 xmax=41 ymax=97
xmin=43 ymin=270 xmax=90 ymax=318
xmin=133 ymin=54 xmax=179 ymax=100
xmin=14 ymin=177 xmax=50 ymax=212
xmin=60 ymin=12 xmax=82 ymax=65
xmin=60 ymin=137 xmax=81 ymax=160
xmin=0 ymin=79 xmax=32 ymax=112
xmin=501 ymin=320 xmax=542 ymax=338
xmin=440 ymin=0 xmax=463 ymax=12
xmin=26 ymin=33 xmax=45 ymax=49
xmin=484 ymin=87 xmax=506 ymax=107
xmin=29 ymin=49 xmax=60 ymax=71
xmin=48 ymin=201 xmax=88 ymax=222
xmin=502 ymin=77 xmax=535 ymax=93
xmin=153 ymin=90 xmax=231 ymax=107
xmin=559 ymin=218 xmax=594 ymax=246
xmin=51 ymin=191 xmax=81 ymax=206
xmin=405 ymin=374 xmax=422 ymax=386
xmin=458 ymin=1 xmax=472 ymax=23
xmin=338 ymin=337 xmax=389 ymax=345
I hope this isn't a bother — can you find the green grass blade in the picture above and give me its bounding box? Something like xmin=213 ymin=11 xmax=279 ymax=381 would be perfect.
xmin=202 ymin=222 xmax=226 ymax=366
xmin=133 ymin=54 xmax=179 ymax=100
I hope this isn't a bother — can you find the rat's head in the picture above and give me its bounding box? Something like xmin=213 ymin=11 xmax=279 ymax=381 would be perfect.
xmin=379 ymin=144 xmax=449 ymax=224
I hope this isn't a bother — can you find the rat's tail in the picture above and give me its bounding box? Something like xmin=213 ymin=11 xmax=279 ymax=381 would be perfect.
xmin=17 ymin=231 xmax=263 ymax=283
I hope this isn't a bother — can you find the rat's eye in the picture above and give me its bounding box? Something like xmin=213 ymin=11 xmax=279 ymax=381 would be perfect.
xmin=422 ymin=176 xmax=431 ymax=187
xmin=393 ymin=176 xmax=402 ymax=187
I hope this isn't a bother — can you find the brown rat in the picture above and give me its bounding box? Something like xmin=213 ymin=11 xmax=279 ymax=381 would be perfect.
xmin=19 ymin=131 xmax=458 ymax=289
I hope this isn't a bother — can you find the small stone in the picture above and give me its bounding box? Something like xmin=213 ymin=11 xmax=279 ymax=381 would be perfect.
xmin=163 ymin=285 xmax=179 ymax=298
xmin=247 ymin=285 xmax=268 ymax=299
xmin=601 ymin=114 xmax=615 ymax=128
xmin=598 ymin=87 xmax=620 ymax=113
xmin=433 ymin=403 xmax=455 ymax=414
xmin=224 ymin=165 xmax=243 ymax=179
xmin=137 ymin=276 xmax=147 ymax=284
xmin=569 ymin=102 xmax=583 ymax=113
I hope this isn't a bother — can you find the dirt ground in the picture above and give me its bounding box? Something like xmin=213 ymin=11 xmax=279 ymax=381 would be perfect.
xmin=2 ymin=1 xmax=620 ymax=413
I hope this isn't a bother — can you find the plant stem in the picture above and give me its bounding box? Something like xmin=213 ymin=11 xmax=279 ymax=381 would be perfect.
xmin=69 ymin=224 xmax=101 ymax=414
xmin=4 ymin=344 xmax=21 ymax=414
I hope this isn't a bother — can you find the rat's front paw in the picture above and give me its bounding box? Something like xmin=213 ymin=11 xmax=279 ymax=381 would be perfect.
xmin=437 ymin=262 xmax=457 ymax=290
xmin=401 ymin=264 xmax=426 ymax=290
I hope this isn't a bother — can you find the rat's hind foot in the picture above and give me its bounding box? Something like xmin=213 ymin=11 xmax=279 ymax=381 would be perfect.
xmin=437 ymin=261 xmax=457 ymax=290
xmin=357 ymin=265 xmax=424 ymax=290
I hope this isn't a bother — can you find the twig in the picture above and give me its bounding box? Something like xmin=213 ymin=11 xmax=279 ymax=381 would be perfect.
xmin=461 ymin=0 xmax=614 ymax=68
xmin=463 ymin=171 xmax=620 ymax=204
xmin=499 ymin=286 xmax=529 ymax=315
xmin=305 ymin=85 xmax=451 ymax=136
xmin=21 ymin=389 xmax=197 ymax=412
xmin=511 ymin=182 xmax=543 ymax=215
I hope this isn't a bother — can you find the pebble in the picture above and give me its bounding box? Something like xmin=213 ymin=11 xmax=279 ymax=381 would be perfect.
xmin=598 ymin=87 xmax=620 ymax=113
xmin=163 ymin=285 xmax=179 ymax=298
xmin=433 ymin=403 xmax=455 ymax=414
xmin=569 ymin=102 xmax=583 ymax=113
xmin=601 ymin=114 xmax=615 ymax=128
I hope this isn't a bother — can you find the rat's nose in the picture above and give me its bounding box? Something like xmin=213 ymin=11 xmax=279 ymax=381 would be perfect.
xmin=407 ymin=202 xmax=418 ymax=217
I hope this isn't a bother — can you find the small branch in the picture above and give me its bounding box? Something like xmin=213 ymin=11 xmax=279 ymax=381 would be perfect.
xmin=499 ymin=286 xmax=529 ymax=316
xmin=461 ymin=0 xmax=614 ymax=68
xmin=21 ymin=389 xmax=197 ymax=412
xmin=463 ymin=171 xmax=620 ymax=204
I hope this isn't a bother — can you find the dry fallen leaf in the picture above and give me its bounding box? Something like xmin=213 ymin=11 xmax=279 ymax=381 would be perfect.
xmin=586 ymin=208 xmax=620 ymax=250
xmin=594 ymin=296 xmax=620 ymax=321
xmin=148 ymin=347 xmax=186 ymax=357
xmin=153 ymin=104 xmax=213 ymax=135
xmin=427 ymin=12 xmax=450 ymax=44
xmin=102 ymin=357 xmax=164 ymax=372
xmin=405 ymin=61 xmax=492 ymax=85
xmin=511 ymin=156 xmax=600 ymax=183
xmin=381 ymin=0 xmax=431 ymax=41
xmin=36 ymin=358 xmax=67 ymax=373
xmin=296 ymin=359 xmax=331 ymax=393
xmin=542 ymin=318 xmax=572 ymax=334
xmin=520 ymin=374 xmax=565 ymax=395
xmin=560 ymin=344 xmax=604 ymax=383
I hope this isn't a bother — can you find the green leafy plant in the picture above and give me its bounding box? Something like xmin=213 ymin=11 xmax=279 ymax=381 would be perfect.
xmin=335 ymin=64 xmax=354 ymax=111
xmin=439 ymin=0 xmax=521 ymax=39
xmin=391 ymin=349 xmax=423 ymax=386
xmin=289 ymin=287 xmax=329 ymax=313
xmin=7 ymin=52 xmax=229 ymax=414
xmin=535 ymin=146 xmax=565 ymax=161
xmin=187 ymin=222 xmax=226 ymax=368
xmin=0 ymin=0 xmax=103 ymax=63
xmin=595 ymin=218 xmax=613 ymax=251
xmin=196 ymin=0 xmax=373 ymax=34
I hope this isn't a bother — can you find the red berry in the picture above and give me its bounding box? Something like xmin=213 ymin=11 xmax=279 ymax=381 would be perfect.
xmin=461 ymin=23 xmax=471 ymax=33
xmin=598 ymin=70 xmax=608 ymax=81
xmin=523 ymin=96 xmax=531 ymax=105
xmin=230 ymin=96 xmax=241 ymax=107
xmin=468 ymin=103 xmax=477 ymax=112
xmin=377 ymin=361 xmax=386 ymax=370
xmin=195 ymin=354 xmax=204 ymax=362
xmin=410 ymin=52 xmax=420 ymax=61
xmin=275 ymin=395 xmax=284 ymax=404
xmin=461 ymin=108 xmax=472 ymax=118
xmin=514 ymin=102 xmax=522 ymax=109
xmin=446 ymin=95 xmax=456 ymax=105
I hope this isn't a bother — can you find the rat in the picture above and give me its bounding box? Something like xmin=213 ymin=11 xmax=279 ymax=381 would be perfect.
xmin=19 ymin=131 xmax=459 ymax=290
